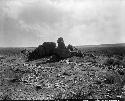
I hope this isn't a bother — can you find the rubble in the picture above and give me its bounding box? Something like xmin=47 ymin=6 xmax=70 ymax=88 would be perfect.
xmin=27 ymin=37 xmax=83 ymax=61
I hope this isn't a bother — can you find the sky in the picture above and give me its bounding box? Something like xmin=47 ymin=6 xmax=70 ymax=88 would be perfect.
xmin=0 ymin=0 xmax=124 ymax=47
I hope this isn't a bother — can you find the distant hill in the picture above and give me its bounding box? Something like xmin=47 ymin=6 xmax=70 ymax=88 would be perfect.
xmin=76 ymin=43 xmax=125 ymax=56
xmin=100 ymin=43 xmax=125 ymax=47
xmin=76 ymin=43 xmax=125 ymax=48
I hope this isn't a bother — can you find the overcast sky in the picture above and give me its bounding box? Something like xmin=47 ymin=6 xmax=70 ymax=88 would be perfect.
xmin=0 ymin=0 xmax=124 ymax=47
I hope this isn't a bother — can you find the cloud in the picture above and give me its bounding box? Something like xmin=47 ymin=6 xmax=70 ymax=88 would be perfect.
xmin=19 ymin=1 xmax=65 ymax=25
xmin=0 ymin=0 xmax=124 ymax=47
xmin=0 ymin=16 xmax=41 ymax=47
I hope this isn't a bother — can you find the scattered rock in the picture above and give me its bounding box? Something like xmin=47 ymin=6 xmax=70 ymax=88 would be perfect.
xmin=2 ymin=95 xmax=12 ymax=100
xmin=35 ymin=85 xmax=42 ymax=91
xmin=102 ymin=58 xmax=114 ymax=66
xmin=117 ymin=69 xmax=124 ymax=75
xmin=94 ymin=80 xmax=102 ymax=85
xmin=103 ymin=76 xmax=115 ymax=84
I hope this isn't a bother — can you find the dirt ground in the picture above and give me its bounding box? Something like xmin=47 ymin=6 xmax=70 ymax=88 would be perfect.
xmin=0 ymin=48 xmax=125 ymax=100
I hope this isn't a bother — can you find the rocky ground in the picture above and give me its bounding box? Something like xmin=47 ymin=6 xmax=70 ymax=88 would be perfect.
xmin=0 ymin=52 xmax=125 ymax=100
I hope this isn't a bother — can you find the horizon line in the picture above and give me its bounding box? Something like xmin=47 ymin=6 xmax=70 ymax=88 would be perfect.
xmin=0 ymin=42 xmax=125 ymax=48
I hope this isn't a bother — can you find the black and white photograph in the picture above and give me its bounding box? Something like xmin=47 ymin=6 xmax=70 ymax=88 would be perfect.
xmin=0 ymin=0 xmax=125 ymax=100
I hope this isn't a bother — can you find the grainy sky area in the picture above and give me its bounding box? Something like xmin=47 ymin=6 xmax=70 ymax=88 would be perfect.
xmin=0 ymin=0 xmax=124 ymax=47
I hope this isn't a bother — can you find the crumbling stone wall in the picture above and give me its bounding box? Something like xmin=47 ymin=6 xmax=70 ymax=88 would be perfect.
xmin=57 ymin=37 xmax=66 ymax=49
xmin=27 ymin=42 xmax=56 ymax=61
xmin=26 ymin=37 xmax=83 ymax=61
xmin=42 ymin=42 xmax=56 ymax=56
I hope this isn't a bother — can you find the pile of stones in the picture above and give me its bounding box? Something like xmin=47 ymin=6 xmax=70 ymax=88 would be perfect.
xmin=24 ymin=37 xmax=83 ymax=61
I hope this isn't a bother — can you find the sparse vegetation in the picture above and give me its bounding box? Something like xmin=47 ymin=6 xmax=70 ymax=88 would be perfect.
xmin=0 ymin=40 xmax=125 ymax=100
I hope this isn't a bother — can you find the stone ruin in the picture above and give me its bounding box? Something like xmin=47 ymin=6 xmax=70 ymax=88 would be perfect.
xmin=54 ymin=37 xmax=71 ymax=59
xmin=27 ymin=42 xmax=56 ymax=61
xmin=24 ymin=37 xmax=83 ymax=61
